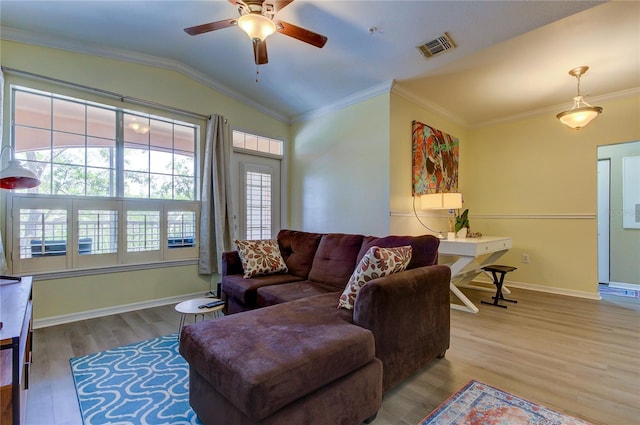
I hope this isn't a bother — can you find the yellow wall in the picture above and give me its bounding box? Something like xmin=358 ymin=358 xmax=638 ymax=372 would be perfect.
xmin=1 ymin=41 xmax=290 ymax=323
xmin=290 ymin=94 xmax=391 ymax=235
xmin=389 ymin=92 xmax=469 ymax=236
xmin=466 ymin=94 xmax=640 ymax=295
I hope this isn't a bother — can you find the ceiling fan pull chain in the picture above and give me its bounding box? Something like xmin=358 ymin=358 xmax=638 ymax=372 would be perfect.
xmin=256 ymin=65 xmax=259 ymax=83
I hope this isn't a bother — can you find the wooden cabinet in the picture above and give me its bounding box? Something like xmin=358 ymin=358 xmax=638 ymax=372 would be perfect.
xmin=1 ymin=276 xmax=33 ymax=425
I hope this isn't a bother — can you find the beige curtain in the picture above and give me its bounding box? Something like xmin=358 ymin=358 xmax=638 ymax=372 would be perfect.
xmin=199 ymin=114 xmax=234 ymax=274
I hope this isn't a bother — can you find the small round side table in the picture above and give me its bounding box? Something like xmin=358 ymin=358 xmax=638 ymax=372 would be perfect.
xmin=175 ymin=298 xmax=224 ymax=339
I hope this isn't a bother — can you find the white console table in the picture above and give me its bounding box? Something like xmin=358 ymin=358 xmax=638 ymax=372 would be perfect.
xmin=438 ymin=236 xmax=513 ymax=313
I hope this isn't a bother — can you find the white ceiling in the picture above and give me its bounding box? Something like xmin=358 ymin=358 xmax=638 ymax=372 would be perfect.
xmin=1 ymin=1 xmax=638 ymax=125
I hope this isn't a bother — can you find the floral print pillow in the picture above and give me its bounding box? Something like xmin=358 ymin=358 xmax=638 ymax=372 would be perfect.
xmin=338 ymin=245 xmax=412 ymax=310
xmin=234 ymin=239 xmax=288 ymax=278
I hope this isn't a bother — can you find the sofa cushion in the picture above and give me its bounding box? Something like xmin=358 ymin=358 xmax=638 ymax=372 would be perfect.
xmin=307 ymin=233 xmax=364 ymax=291
xmin=277 ymin=229 xmax=323 ymax=278
xmin=257 ymin=280 xmax=340 ymax=307
xmin=179 ymin=294 xmax=371 ymax=421
xmin=338 ymin=245 xmax=412 ymax=310
xmin=358 ymin=234 xmax=440 ymax=270
xmin=234 ymin=239 xmax=288 ymax=278
xmin=222 ymin=273 xmax=303 ymax=307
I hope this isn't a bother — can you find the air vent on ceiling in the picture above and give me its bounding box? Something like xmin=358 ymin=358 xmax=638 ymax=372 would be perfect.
xmin=417 ymin=32 xmax=456 ymax=59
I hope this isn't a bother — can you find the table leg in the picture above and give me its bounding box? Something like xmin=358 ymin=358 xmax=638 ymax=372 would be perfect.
xmin=450 ymin=283 xmax=480 ymax=313
xmin=178 ymin=314 xmax=186 ymax=341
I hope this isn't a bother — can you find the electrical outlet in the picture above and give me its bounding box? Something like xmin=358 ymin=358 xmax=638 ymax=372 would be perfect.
xmin=522 ymin=253 xmax=530 ymax=263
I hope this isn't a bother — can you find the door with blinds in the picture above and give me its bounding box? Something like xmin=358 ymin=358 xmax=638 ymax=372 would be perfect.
xmin=232 ymin=152 xmax=282 ymax=240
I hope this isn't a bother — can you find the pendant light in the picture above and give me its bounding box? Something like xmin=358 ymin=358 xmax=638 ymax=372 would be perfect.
xmin=0 ymin=146 xmax=41 ymax=189
xmin=556 ymin=66 xmax=603 ymax=130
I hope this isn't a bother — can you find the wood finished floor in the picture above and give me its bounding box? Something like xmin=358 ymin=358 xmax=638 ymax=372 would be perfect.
xmin=25 ymin=287 xmax=640 ymax=425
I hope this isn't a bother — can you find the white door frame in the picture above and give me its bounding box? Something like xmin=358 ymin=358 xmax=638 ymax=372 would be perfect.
xmin=597 ymin=158 xmax=610 ymax=284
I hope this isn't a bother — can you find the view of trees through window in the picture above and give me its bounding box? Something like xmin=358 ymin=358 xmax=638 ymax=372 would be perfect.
xmin=8 ymin=86 xmax=200 ymax=273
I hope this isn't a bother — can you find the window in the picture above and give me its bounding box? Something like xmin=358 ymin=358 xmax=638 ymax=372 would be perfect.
xmin=233 ymin=130 xmax=283 ymax=156
xmin=7 ymin=86 xmax=200 ymax=275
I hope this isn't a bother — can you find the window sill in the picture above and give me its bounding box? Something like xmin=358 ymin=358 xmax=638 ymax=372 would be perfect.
xmin=20 ymin=259 xmax=199 ymax=281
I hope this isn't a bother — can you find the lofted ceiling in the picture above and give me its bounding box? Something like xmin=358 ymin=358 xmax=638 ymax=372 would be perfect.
xmin=1 ymin=1 xmax=638 ymax=126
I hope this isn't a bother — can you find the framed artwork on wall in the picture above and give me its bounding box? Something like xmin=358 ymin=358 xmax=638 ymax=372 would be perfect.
xmin=411 ymin=120 xmax=459 ymax=195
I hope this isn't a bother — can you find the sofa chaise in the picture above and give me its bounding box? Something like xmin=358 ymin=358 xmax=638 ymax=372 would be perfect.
xmin=180 ymin=229 xmax=451 ymax=425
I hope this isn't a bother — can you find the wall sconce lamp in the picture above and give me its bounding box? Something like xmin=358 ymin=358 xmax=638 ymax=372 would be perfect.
xmin=556 ymin=66 xmax=603 ymax=130
xmin=0 ymin=145 xmax=41 ymax=190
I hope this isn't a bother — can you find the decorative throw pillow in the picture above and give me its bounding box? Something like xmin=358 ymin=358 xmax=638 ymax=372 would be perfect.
xmin=338 ymin=245 xmax=412 ymax=310
xmin=234 ymin=239 xmax=288 ymax=278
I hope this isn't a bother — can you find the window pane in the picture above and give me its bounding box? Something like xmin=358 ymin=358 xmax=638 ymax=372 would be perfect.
xmin=87 ymin=142 xmax=115 ymax=168
xmin=86 ymin=167 xmax=115 ymax=197
xmin=87 ymin=106 xmax=115 ymax=138
xmin=150 ymin=119 xmax=173 ymax=151
xmin=150 ymin=173 xmax=173 ymax=199
xmin=53 ymin=98 xmax=85 ymax=134
xmin=168 ymin=211 xmax=196 ymax=248
xmin=150 ymin=149 xmax=172 ymax=175
xmin=174 ymin=176 xmax=195 ymax=200
xmin=19 ymin=208 xmax=67 ymax=259
xmin=78 ymin=210 xmax=117 ymax=255
xmin=124 ymin=171 xmax=150 ymax=198
xmin=15 ymin=90 xmax=51 ymax=128
xmin=124 ymin=114 xmax=150 ymax=144
xmin=246 ymin=171 xmax=271 ymax=240
xmin=51 ymin=164 xmax=85 ymax=195
xmin=124 ymin=144 xmax=149 ymax=172
xmin=52 ymin=145 xmax=85 ymax=166
xmin=127 ymin=210 xmax=160 ymax=252
xmin=174 ymin=124 xmax=195 ymax=152
xmin=14 ymin=126 xmax=52 ymax=156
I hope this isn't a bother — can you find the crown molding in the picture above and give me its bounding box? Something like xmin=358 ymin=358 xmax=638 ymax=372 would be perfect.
xmin=0 ymin=27 xmax=290 ymax=123
xmin=473 ymin=86 xmax=640 ymax=129
xmin=391 ymin=83 xmax=469 ymax=127
xmin=291 ymin=80 xmax=396 ymax=123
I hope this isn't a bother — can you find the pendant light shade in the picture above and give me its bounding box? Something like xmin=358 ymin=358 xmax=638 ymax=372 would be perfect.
xmin=556 ymin=66 xmax=603 ymax=130
xmin=0 ymin=146 xmax=41 ymax=189
xmin=238 ymin=13 xmax=276 ymax=41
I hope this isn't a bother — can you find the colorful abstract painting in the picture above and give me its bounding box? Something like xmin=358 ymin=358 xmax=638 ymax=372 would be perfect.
xmin=412 ymin=120 xmax=459 ymax=195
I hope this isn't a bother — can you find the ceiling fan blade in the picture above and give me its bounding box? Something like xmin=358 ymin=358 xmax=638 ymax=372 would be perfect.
xmin=271 ymin=1 xmax=295 ymax=12
xmin=184 ymin=19 xmax=237 ymax=36
xmin=276 ymin=20 xmax=327 ymax=48
xmin=253 ymin=39 xmax=269 ymax=65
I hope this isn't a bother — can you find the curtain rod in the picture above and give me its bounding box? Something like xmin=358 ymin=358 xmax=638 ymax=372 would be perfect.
xmin=1 ymin=66 xmax=210 ymax=121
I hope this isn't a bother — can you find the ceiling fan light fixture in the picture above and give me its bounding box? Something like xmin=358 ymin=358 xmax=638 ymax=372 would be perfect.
xmin=556 ymin=66 xmax=603 ymax=130
xmin=238 ymin=13 xmax=276 ymax=41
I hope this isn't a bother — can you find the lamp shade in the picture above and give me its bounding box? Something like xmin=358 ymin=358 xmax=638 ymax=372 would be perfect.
xmin=556 ymin=101 xmax=603 ymax=130
xmin=420 ymin=192 xmax=462 ymax=210
xmin=238 ymin=13 xmax=276 ymax=41
xmin=0 ymin=159 xmax=41 ymax=189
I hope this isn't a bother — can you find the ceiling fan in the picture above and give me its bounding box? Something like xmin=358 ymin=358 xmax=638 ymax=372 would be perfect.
xmin=184 ymin=0 xmax=328 ymax=65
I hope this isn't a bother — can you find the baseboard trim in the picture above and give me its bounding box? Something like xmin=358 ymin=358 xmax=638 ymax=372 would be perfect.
xmin=33 ymin=291 xmax=208 ymax=329
xmin=608 ymin=281 xmax=640 ymax=290
xmin=473 ymin=277 xmax=601 ymax=301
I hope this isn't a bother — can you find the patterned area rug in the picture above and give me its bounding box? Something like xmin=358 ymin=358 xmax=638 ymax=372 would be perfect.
xmin=70 ymin=334 xmax=202 ymax=425
xmin=419 ymin=380 xmax=592 ymax=425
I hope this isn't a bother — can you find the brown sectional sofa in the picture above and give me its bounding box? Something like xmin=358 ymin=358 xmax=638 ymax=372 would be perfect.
xmin=180 ymin=229 xmax=451 ymax=425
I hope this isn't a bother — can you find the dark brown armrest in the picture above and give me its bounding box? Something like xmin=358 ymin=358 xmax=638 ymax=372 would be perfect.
xmin=352 ymin=264 xmax=451 ymax=392
xmin=221 ymin=250 xmax=244 ymax=276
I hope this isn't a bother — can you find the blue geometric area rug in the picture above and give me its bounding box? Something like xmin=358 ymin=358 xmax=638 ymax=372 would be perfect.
xmin=419 ymin=380 xmax=592 ymax=425
xmin=70 ymin=334 xmax=202 ymax=425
